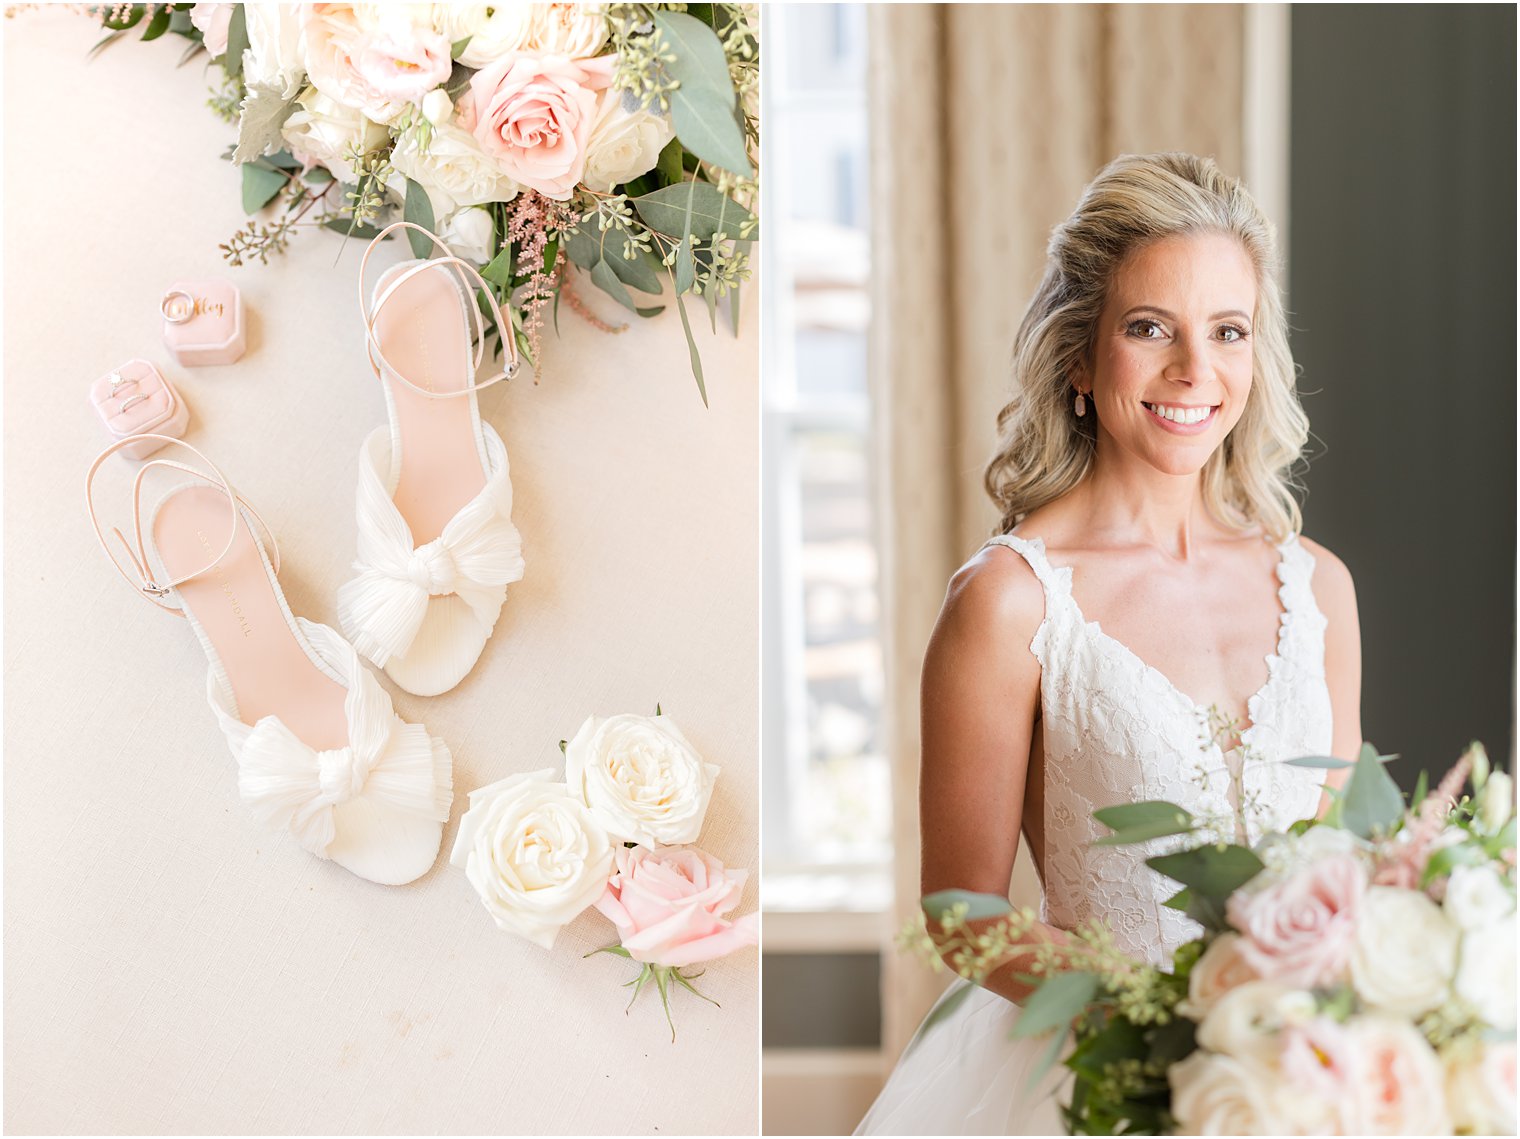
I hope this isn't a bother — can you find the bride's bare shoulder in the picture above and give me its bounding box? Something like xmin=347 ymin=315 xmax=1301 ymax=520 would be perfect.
xmin=1296 ymin=533 xmax=1357 ymax=612
xmin=934 ymin=538 xmax=1047 ymax=651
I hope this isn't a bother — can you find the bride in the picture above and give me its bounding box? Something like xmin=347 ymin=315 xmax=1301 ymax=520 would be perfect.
xmin=855 ymin=153 xmax=1363 ymax=1136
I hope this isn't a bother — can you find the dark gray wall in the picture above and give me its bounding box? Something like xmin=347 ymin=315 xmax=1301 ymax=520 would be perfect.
xmin=1289 ymin=4 xmax=1516 ymax=786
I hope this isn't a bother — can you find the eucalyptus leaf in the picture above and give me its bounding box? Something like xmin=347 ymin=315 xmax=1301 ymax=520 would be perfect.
xmin=1022 ymin=1022 xmax=1072 ymax=1095
xmin=674 ymin=237 xmax=695 ymax=294
xmin=1009 ymin=971 xmax=1099 ymax=1039
xmin=921 ymin=889 xmax=1014 ymax=923
xmin=241 ymin=162 xmax=287 ymax=213
xmin=591 ymin=259 xmax=640 ymax=313
xmin=633 ymin=181 xmax=758 ymax=243
xmin=168 ymin=9 xmax=192 ymax=34
xmin=1093 ymin=801 xmax=1194 ymax=831
xmin=562 ymin=225 xmax=600 ymax=270
xmin=451 ymin=36 xmax=472 ymax=59
xmin=223 ymin=2 xmax=248 ymax=76
xmin=1284 ymin=755 xmax=1356 ymax=770
xmin=902 ymin=980 xmax=976 ymax=1056
xmin=1341 ymin=742 xmax=1407 ymax=838
xmin=303 ymin=166 xmax=334 ymax=186
xmin=671 ymin=278 xmax=708 ymax=407
xmin=653 ymin=11 xmax=752 ymax=176
xmin=1161 ymin=887 xmax=1190 ymax=911
xmin=403 ymin=179 xmax=436 ymax=257
xmin=1145 ymin=844 xmax=1265 ymax=898
xmin=603 ymin=248 xmax=664 ymax=296
xmin=322 ymin=217 xmax=384 ymax=240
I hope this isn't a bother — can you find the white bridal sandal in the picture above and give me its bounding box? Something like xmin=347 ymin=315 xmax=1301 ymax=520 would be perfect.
xmin=86 ymin=436 xmax=453 ymax=885
xmin=337 ymin=221 xmax=525 ymax=697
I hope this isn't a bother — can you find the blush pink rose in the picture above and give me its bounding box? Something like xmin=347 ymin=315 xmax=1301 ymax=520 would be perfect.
xmin=594 ymin=846 xmax=759 ymax=968
xmin=1226 ymin=851 xmax=1365 ymax=987
xmin=353 ymin=18 xmax=453 ymax=108
xmin=189 ymin=3 xmax=235 ymax=57
xmin=462 ymin=50 xmax=616 ymax=200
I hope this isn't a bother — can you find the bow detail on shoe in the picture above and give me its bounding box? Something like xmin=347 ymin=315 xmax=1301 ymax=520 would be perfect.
xmin=337 ymin=427 xmax=524 ymax=669
xmin=208 ymin=619 xmax=452 ymax=859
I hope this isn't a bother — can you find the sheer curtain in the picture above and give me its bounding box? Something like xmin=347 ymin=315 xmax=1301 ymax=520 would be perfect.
xmin=866 ymin=2 xmax=1265 ymax=1063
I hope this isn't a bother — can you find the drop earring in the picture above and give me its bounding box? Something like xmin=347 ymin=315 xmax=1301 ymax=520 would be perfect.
xmin=1074 ymin=391 xmax=1087 ymax=417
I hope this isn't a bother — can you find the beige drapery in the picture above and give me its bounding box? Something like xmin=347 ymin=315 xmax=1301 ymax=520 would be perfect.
xmin=867 ymin=3 xmax=1254 ymax=1064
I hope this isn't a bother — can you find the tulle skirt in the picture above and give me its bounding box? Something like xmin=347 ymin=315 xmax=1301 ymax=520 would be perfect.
xmin=855 ymin=981 xmax=1073 ymax=1136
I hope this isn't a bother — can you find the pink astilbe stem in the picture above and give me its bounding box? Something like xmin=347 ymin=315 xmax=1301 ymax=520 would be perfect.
xmin=502 ymin=191 xmax=576 ymax=381
xmin=1372 ymin=748 xmax=1475 ymax=889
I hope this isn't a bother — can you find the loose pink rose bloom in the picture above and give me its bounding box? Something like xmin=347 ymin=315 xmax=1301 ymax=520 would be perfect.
xmin=595 ymin=846 xmax=760 ymax=968
xmin=353 ymin=19 xmax=453 ymax=107
xmin=189 ymin=3 xmax=235 ymax=58
xmin=1226 ymin=851 xmax=1365 ymax=987
xmin=463 ymin=51 xmax=616 ymax=200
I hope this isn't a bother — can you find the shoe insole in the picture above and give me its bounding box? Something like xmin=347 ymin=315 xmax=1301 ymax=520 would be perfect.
xmin=154 ymin=485 xmax=350 ymax=751
xmin=374 ymin=262 xmax=489 ymax=546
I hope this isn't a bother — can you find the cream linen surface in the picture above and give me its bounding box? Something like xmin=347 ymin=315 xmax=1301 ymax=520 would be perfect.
xmin=2 ymin=10 xmax=758 ymax=1135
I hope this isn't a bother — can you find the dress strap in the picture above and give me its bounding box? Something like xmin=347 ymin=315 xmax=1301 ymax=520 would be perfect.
xmin=982 ymin=533 xmax=1077 ymax=664
xmin=1273 ymin=532 xmax=1330 ymax=649
xmin=983 ymin=533 xmax=1070 ymax=597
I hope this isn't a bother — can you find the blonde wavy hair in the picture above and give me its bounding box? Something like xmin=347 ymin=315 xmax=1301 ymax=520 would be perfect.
xmin=984 ymin=152 xmax=1308 ymax=541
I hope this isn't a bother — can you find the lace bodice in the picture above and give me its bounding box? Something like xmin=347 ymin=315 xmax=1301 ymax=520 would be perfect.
xmin=987 ymin=533 xmax=1333 ymax=967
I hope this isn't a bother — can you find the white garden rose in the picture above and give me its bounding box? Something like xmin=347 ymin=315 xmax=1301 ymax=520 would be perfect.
xmin=1346 ymin=1016 xmax=1452 ymax=1135
xmin=1444 ymin=863 xmax=1516 ymax=931
xmin=243 ymin=3 xmax=307 ymax=99
xmin=1177 ymin=933 xmax=1261 ymax=1020
xmin=1255 ymin=822 xmax=1361 ymax=882
xmin=453 ymin=2 xmax=537 ymax=67
xmin=1168 ymin=1051 xmax=1287 ymax=1136
xmin=389 ymin=120 xmax=521 ymax=217
xmin=1349 ymin=886 xmax=1458 ymax=1017
xmin=1195 ymin=980 xmax=1315 ymax=1067
xmin=1455 ymin=912 xmax=1517 ymax=1030
xmin=581 ymin=88 xmax=676 ymax=192
xmin=532 ymin=2 xmax=610 ymax=58
xmin=565 ymin=713 xmax=719 ymax=846
xmin=281 ymin=87 xmax=389 ymax=183
xmin=439 ymin=207 xmax=496 ymax=264
xmin=1446 ymin=1040 xmax=1518 ymax=1135
xmin=449 ymin=768 xmax=614 ymax=949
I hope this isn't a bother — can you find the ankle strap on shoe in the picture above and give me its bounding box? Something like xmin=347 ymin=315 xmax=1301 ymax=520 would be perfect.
xmin=358 ymin=221 xmax=523 ymax=401
xmin=84 ymin=435 xmax=281 ymax=615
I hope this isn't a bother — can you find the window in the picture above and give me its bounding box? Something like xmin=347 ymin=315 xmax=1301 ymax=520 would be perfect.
xmin=761 ymin=5 xmax=888 ymax=913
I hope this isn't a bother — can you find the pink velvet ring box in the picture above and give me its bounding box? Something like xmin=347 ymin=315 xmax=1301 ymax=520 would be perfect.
xmin=89 ymin=359 xmax=190 ymax=461
xmin=161 ymin=279 xmax=245 ymax=365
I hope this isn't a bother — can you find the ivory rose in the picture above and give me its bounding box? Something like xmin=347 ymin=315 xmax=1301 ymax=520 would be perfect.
xmin=243 ymin=4 xmax=307 ymax=99
xmin=1446 ymin=1040 xmax=1518 ymax=1135
xmin=1349 ymin=886 xmax=1458 ymax=1018
xmin=565 ymin=712 xmax=718 ymax=846
xmin=1225 ymin=851 xmax=1364 ymax=987
xmin=1177 ymin=932 xmax=1260 ymax=1020
xmin=189 ymin=3 xmax=235 ymax=57
xmin=1167 ymin=1051 xmax=1286 ymax=1136
xmin=438 ymin=207 xmax=496 ymax=264
xmin=449 ymin=768 xmax=614 ymax=949
xmin=1455 ymin=912 xmax=1517 ymax=1030
xmin=463 ymin=51 xmax=616 ymax=199
xmin=594 ymin=846 xmax=759 ymax=968
xmin=1195 ymin=981 xmax=1315 ymax=1067
xmin=581 ymin=88 xmax=676 ymax=192
xmin=281 ymin=87 xmax=389 ymax=183
xmin=1345 ymin=1016 xmax=1452 ymax=1135
xmin=390 ymin=119 xmax=521 ymax=217
xmin=450 ymin=3 xmax=538 ymax=68
xmin=1443 ymin=862 xmax=1515 ymax=932
xmin=531 ymin=3 xmax=610 ymax=58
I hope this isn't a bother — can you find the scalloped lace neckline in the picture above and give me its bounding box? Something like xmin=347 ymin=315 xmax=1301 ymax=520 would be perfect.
xmin=1027 ymin=534 xmax=1294 ymax=746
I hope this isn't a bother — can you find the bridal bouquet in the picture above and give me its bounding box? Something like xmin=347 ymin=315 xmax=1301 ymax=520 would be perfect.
xmin=94 ymin=3 xmax=759 ymax=400
xmin=449 ymin=710 xmax=758 ymax=1040
xmin=913 ymin=742 xmax=1518 ymax=1135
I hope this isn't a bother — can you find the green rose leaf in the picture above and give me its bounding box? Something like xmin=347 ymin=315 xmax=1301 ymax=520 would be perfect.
xmin=633 ymin=181 xmax=758 ymax=244
xmin=241 ymin=162 xmax=286 ymax=213
xmin=652 ymin=11 xmax=752 ymax=177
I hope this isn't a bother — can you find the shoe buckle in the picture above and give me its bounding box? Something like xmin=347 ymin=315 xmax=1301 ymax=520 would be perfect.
xmin=141 ymin=581 xmax=170 ymax=597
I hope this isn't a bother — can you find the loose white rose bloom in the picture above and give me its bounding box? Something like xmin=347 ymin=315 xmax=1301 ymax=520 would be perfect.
xmin=449 ymin=768 xmax=614 ymax=949
xmin=1479 ymin=770 xmax=1515 ymax=834
xmin=1349 ymin=886 xmax=1458 ymax=1017
xmin=1255 ymin=823 xmax=1362 ymax=883
xmin=389 ymin=120 xmax=520 ymax=217
xmin=421 ymin=88 xmax=453 ymax=126
xmin=581 ymin=88 xmax=676 ymax=192
xmin=1444 ymin=863 xmax=1516 ymax=931
xmin=243 ymin=4 xmax=306 ymax=99
xmin=1446 ymin=1040 xmax=1518 ymax=1135
xmin=565 ymin=713 xmax=719 ymax=847
xmin=532 ymin=2 xmax=610 ymax=58
xmin=1345 ymin=1016 xmax=1453 ymax=1135
xmin=439 ymin=207 xmax=496 ymax=264
xmin=1168 ymin=1051 xmax=1287 ymax=1136
xmin=281 ymin=87 xmax=389 ymax=183
xmin=1195 ymin=981 xmax=1314 ymax=1066
xmin=455 ymin=2 xmax=537 ymax=67
xmin=1455 ymin=912 xmax=1517 ymax=1030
